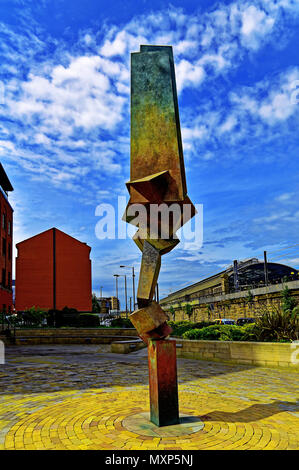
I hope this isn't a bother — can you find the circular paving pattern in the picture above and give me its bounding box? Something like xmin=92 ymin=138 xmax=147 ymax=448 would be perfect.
xmin=3 ymin=389 xmax=299 ymax=450
xmin=123 ymin=412 xmax=204 ymax=437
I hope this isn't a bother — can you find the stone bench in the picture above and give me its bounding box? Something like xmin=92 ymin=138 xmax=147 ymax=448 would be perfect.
xmin=111 ymin=339 xmax=146 ymax=354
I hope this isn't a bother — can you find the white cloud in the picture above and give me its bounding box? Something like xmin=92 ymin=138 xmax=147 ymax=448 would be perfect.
xmin=11 ymin=55 xmax=126 ymax=133
xmin=276 ymin=193 xmax=294 ymax=202
xmin=202 ymin=152 xmax=214 ymax=161
xmin=254 ymin=211 xmax=299 ymax=224
xmin=219 ymin=115 xmax=238 ymax=134
xmin=176 ymin=60 xmax=205 ymax=92
xmin=0 ymin=140 xmax=16 ymax=153
xmin=100 ymin=30 xmax=146 ymax=58
xmin=182 ymin=125 xmax=207 ymax=141
xmin=1 ymin=0 xmax=299 ymax=190
xmin=34 ymin=133 xmax=50 ymax=145
xmin=240 ymin=5 xmax=275 ymax=49
xmin=231 ymin=67 xmax=299 ymax=125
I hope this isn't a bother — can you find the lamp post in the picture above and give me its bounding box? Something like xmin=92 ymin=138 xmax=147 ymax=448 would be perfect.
xmin=120 ymin=265 xmax=136 ymax=311
xmin=117 ymin=274 xmax=128 ymax=318
xmin=113 ymin=274 xmax=119 ymax=315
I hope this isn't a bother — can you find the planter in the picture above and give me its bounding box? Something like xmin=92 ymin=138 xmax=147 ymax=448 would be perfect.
xmin=175 ymin=338 xmax=299 ymax=369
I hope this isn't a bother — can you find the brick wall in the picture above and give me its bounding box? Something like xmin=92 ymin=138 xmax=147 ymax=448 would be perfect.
xmin=0 ymin=190 xmax=13 ymax=312
xmin=15 ymin=229 xmax=53 ymax=311
xmin=15 ymin=228 xmax=92 ymax=312
xmin=55 ymin=230 xmax=92 ymax=311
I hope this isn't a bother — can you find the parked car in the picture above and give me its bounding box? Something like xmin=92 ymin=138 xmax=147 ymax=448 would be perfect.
xmin=236 ymin=317 xmax=256 ymax=326
xmin=214 ymin=318 xmax=235 ymax=325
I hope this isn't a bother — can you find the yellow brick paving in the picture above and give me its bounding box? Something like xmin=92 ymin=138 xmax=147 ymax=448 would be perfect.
xmin=0 ymin=344 xmax=298 ymax=450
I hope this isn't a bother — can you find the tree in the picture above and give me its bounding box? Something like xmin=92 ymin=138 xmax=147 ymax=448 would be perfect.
xmin=184 ymin=303 xmax=193 ymax=321
xmin=169 ymin=306 xmax=175 ymax=321
xmin=281 ymin=285 xmax=297 ymax=313
xmin=92 ymin=293 xmax=100 ymax=313
xmin=246 ymin=290 xmax=254 ymax=303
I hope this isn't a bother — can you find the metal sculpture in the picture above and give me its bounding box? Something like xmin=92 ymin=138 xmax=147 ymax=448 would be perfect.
xmin=124 ymin=45 xmax=196 ymax=426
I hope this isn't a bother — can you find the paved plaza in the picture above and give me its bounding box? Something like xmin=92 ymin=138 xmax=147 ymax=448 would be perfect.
xmin=0 ymin=344 xmax=298 ymax=450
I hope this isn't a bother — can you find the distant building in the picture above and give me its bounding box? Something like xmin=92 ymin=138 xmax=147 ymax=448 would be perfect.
xmin=98 ymin=297 xmax=110 ymax=314
xmin=97 ymin=296 xmax=119 ymax=314
xmin=110 ymin=296 xmax=120 ymax=311
xmin=160 ymin=258 xmax=299 ymax=322
xmin=16 ymin=228 xmax=92 ymax=312
xmin=0 ymin=163 xmax=13 ymax=313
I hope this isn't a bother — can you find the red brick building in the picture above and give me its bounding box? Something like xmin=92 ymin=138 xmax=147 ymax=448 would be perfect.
xmin=0 ymin=163 xmax=13 ymax=313
xmin=16 ymin=228 xmax=92 ymax=312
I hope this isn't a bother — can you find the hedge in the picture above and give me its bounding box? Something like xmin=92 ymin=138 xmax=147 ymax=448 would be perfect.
xmin=182 ymin=324 xmax=258 ymax=341
xmin=168 ymin=320 xmax=214 ymax=337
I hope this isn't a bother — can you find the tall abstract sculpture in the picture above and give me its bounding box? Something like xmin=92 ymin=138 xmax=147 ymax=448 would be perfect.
xmin=124 ymin=45 xmax=196 ymax=427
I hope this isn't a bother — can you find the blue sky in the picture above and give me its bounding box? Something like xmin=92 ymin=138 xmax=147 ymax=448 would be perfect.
xmin=1 ymin=0 xmax=299 ymax=307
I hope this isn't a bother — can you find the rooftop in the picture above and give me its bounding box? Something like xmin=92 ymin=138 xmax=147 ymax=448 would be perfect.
xmin=0 ymin=163 xmax=13 ymax=194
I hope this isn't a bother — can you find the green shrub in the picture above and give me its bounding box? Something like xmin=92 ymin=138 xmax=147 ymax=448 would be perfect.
xmin=0 ymin=313 xmax=20 ymax=328
xmin=281 ymin=285 xmax=297 ymax=312
xmin=168 ymin=320 xmax=214 ymax=337
xmin=182 ymin=310 xmax=299 ymax=343
xmin=47 ymin=308 xmax=79 ymax=327
xmin=110 ymin=317 xmax=133 ymax=328
xmin=193 ymin=321 xmax=216 ymax=329
xmin=241 ymin=323 xmax=259 ymax=341
xmin=47 ymin=309 xmax=57 ymax=327
xmin=219 ymin=325 xmax=254 ymax=341
xmin=182 ymin=324 xmax=259 ymax=341
xmin=254 ymin=306 xmax=299 ymax=342
xmin=292 ymin=306 xmax=299 ymax=316
xmin=22 ymin=307 xmax=47 ymax=326
xmin=77 ymin=314 xmax=100 ymax=327
xmin=184 ymin=304 xmax=193 ymax=320
xmin=92 ymin=293 xmax=100 ymax=313
xmin=183 ymin=325 xmax=221 ymax=340
xmin=169 ymin=306 xmax=175 ymax=320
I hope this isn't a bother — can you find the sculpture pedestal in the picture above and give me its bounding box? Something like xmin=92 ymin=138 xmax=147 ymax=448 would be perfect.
xmin=148 ymin=339 xmax=179 ymax=427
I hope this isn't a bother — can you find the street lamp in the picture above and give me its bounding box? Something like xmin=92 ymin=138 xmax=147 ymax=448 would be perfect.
xmin=120 ymin=265 xmax=136 ymax=311
xmin=113 ymin=274 xmax=119 ymax=315
xmin=117 ymin=274 xmax=128 ymax=318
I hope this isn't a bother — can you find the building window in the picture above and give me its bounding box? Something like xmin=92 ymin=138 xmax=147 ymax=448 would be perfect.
xmin=7 ymin=272 xmax=11 ymax=289
xmin=2 ymin=269 xmax=5 ymax=286
xmin=8 ymin=221 xmax=11 ymax=236
xmin=2 ymin=213 xmax=5 ymax=230
xmin=2 ymin=238 xmax=6 ymax=257
xmin=8 ymin=243 xmax=11 ymax=260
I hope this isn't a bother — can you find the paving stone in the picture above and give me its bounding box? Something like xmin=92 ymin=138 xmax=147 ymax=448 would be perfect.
xmin=0 ymin=344 xmax=298 ymax=449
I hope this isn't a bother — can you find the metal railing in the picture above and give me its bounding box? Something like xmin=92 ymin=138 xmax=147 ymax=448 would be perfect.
xmin=162 ymin=278 xmax=299 ymax=307
xmin=0 ymin=313 xmax=16 ymax=342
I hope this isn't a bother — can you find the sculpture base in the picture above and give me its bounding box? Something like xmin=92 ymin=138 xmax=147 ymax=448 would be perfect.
xmin=123 ymin=412 xmax=203 ymax=437
xmin=148 ymin=339 xmax=179 ymax=427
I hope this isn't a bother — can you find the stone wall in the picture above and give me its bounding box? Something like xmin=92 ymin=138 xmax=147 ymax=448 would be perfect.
xmin=13 ymin=328 xmax=138 ymax=345
xmin=164 ymin=280 xmax=299 ymax=322
xmin=176 ymin=339 xmax=299 ymax=369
